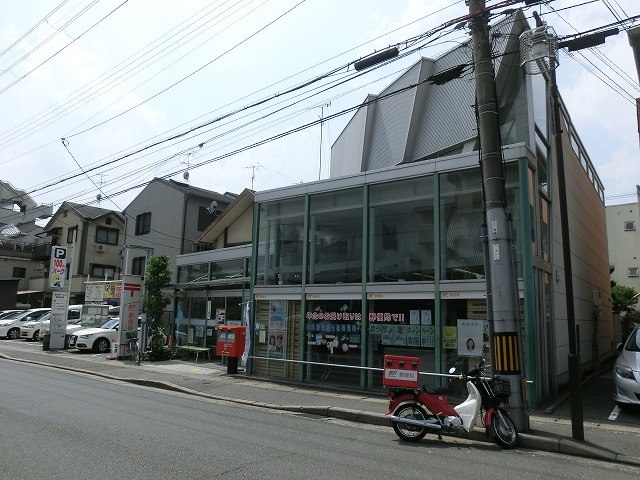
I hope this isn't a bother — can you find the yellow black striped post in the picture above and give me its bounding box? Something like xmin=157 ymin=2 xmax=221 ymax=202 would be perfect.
xmin=492 ymin=332 xmax=520 ymax=374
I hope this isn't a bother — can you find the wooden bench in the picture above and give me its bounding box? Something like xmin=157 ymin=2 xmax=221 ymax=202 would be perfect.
xmin=176 ymin=345 xmax=211 ymax=363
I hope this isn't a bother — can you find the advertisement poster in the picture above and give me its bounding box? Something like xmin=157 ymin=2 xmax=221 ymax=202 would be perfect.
xmin=268 ymin=301 xmax=287 ymax=359
xmin=457 ymin=319 xmax=484 ymax=356
xmin=443 ymin=326 xmax=457 ymax=350
xmin=267 ymin=330 xmax=285 ymax=359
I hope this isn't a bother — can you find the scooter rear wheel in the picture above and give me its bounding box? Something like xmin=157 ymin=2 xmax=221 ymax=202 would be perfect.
xmin=392 ymin=404 xmax=429 ymax=442
xmin=491 ymin=410 xmax=518 ymax=449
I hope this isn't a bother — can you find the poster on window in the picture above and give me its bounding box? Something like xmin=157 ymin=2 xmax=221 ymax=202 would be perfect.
xmin=457 ymin=319 xmax=484 ymax=356
xmin=267 ymin=330 xmax=285 ymax=359
xmin=443 ymin=326 xmax=457 ymax=350
xmin=269 ymin=300 xmax=287 ymax=329
xmin=421 ymin=326 xmax=435 ymax=348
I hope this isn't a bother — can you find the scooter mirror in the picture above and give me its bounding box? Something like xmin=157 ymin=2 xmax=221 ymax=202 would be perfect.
xmin=448 ymin=367 xmax=456 ymax=374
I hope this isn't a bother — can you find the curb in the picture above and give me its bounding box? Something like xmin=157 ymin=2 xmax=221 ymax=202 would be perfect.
xmin=3 ymin=352 xmax=640 ymax=466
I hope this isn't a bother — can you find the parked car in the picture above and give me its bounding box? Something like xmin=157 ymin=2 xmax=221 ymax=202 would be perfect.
xmin=68 ymin=318 xmax=120 ymax=353
xmin=613 ymin=325 xmax=640 ymax=408
xmin=20 ymin=312 xmax=51 ymax=341
xmin=0 ymin=308 xmax=50 ymax=339
xmin=20 ymin=304 xmax=84 ymax=341
xmin=0 ymin=309 xmax=21 ymax=320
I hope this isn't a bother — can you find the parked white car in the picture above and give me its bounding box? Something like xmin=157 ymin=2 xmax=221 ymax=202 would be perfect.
xmin=68 ymin=318 xmax=120 ymax=353
xmin=613 ymin=325 xmax=640 ymax=408
xmin=21 ymin=305 xmax=84 ymax=341
xmin=20 ymin=312 xmax=51 ymax=341
xmin=0 ymin=308 xmax=50 ymax=339
xmin=0 ymin=310 xmax=20 ymax=320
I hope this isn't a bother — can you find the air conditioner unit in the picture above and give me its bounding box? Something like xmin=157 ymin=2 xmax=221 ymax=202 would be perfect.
xmin=96 ymin=244 xmax=106 ymax=253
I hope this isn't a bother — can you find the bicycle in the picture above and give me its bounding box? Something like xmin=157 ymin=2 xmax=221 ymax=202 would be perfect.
xmin=126 ymin=331 xmax=141 ymax=365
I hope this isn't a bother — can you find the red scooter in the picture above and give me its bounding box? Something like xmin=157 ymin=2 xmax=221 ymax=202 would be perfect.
xmin=384 ymin=355 xmax=518 ymax=449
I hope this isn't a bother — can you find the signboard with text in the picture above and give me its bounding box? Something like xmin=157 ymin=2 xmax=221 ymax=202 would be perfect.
xmin=49 ymin=291 xmax=69 ymax=349
xmin=118 ymin=275 xmax=142 ymax=356
xmin=49 ymin=246 xmax=67 ymax=289
xmin=85 ymin=281 xmax=123 ymax=302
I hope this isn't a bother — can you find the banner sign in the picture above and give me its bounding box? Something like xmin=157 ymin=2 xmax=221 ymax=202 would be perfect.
xmin=118 ymin=275 xmax=142 ymax=352
xmin=85 ymin=281 xmax=123 ymax=302
xmin=49 ymin=291 xmax=69 ymax=349
xmin=49 ymin=246 xmax=68 ymax=289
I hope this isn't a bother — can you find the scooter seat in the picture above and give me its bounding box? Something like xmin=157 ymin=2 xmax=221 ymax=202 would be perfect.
xmin=423 ymin=385 xmax=449 ymax=394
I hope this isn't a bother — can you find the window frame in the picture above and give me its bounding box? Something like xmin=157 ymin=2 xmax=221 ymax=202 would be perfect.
xmin=135 ymin=212 xmax=151 ymax=235
xmin=132 ymin=256 xmax=146 ymax=276
xmin=628 ymin=267 xmax=639 ymax=278
xmin=624 ymin=221 xmax=636 ymax=232
xmin=91 ymin=264 xmax=116 ymax=280
xmin=67 ymin=226 xmax=78 ymax=243
xmin=96 ymin=226 xmax=119 ymax=245
xmin=12 ymin=267 xmax=26 ymax=278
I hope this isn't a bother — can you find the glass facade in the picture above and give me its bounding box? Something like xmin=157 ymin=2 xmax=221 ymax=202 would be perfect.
xmin=249 ymin=162 xmax=527 ymax=391
xmin=257 ymin=197 xmax=305 ymax=286
xmin=308 ymin=188 xmax=363 ymax=284
xmin=369 ymin=177 xmax=434 ymax=282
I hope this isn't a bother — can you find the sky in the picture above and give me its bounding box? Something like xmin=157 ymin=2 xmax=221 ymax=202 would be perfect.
xmin=0 ymin=0 xmax=639 ymax=222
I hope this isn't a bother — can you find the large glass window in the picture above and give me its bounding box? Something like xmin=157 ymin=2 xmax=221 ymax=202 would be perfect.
xmin=257 ymin=197 xmax=305 ymax=285
xmin=308 ymin=188 xmax=363 ymax=284
xmin=440 ymin=298 xmax=490 ymax=396
xmin=177 ymin=263 xmax=208 ymax=283
xmin=367 ymin=299 xmax=436 ymax=388
xmin=369 ymin=177 xmax=434 ymax=282
xmin=440 ymin=165 xmax=521 ymax=280
xmin=210 ymin=259 xmax=246 ymax=281
xmin=174 ymin=296 xmax=214 ymax=349
xmin=305 ymin=300 xmax=362 ymax=385
xmin=440 ymin=170 xmax=485 ymax=280
xmin=531 ymin=72 xmax=548 ymax=140
xmin=498 ymin=60 xmax=528 ymax=145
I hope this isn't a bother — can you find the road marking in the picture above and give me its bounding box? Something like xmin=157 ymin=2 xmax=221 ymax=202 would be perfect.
xmin=608 ymin=405 xmax=620 ymax=421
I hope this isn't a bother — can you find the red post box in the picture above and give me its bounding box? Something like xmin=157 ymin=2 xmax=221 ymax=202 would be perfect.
xmin=383 ymin=355 xmax=420 ymax=389
xmin=216 ymin=325 xmax=246 ymax=374
xmin=216 ymin=325 xmax=246 ymax=357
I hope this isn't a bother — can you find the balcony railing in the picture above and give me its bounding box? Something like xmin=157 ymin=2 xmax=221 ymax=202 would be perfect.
xmin=31 ymin=243 xmax=53 ymax=261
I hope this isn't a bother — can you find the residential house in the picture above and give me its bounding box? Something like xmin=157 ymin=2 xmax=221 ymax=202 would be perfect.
xmin=121 ymin=178 xmax=237 ymax=281
xmin=29 ymin=202 xmax=125 ymax=306
xmin=0 ymin=180 xmax=53 ymax=308
xmin=172 ymin=189 xmax=254 ymax=348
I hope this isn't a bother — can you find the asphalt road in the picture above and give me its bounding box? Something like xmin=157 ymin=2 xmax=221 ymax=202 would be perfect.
xmin=1 ymin=360 xmax=639 ymax=480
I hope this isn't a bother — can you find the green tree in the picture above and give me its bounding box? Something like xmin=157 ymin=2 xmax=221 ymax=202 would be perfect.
xmin=144 ymin=255 xmax=173 ymax=354
xmin=611 ymin=284 xmax=638 ymax=313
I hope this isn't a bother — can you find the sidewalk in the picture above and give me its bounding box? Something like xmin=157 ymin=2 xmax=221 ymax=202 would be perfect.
xmin=1 ymin=346 xmax=640 ymax=467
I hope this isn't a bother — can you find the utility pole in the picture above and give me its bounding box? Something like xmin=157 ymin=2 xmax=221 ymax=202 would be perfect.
xmin=468 ymin=0 xmax=528 ymax=431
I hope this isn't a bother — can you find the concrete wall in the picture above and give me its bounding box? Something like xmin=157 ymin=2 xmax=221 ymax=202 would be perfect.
xmin=606 ymin=200 xmax=640 ymax=292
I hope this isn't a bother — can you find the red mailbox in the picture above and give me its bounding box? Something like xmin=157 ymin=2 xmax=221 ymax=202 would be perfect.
xmin=383 ymin=355 xmax=420 ymax=389
xmin=216 ymin=325 xmax=246 ymax=357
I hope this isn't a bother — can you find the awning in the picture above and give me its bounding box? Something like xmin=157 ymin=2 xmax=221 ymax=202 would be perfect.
xmin=16 ymin=290 xmax=45 ymax=295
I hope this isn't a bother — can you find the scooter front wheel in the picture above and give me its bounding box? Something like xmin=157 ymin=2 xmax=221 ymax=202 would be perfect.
xmin=392 ymin=404 xmax=429 ymax=442
xmin=491 ymin=410 xmax=518 ymax=449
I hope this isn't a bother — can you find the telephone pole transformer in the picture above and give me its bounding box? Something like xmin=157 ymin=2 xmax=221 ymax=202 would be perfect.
xmin=468 ymin=0 xmax=528 ymax=431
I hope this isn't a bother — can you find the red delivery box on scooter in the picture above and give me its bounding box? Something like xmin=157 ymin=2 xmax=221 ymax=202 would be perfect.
xmin=383 ymin=355 xmax=420 ymax=389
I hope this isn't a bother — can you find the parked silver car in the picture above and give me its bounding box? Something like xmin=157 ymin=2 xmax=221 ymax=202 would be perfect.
xmin=613 ymin=325 xmax=640 ymax=408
